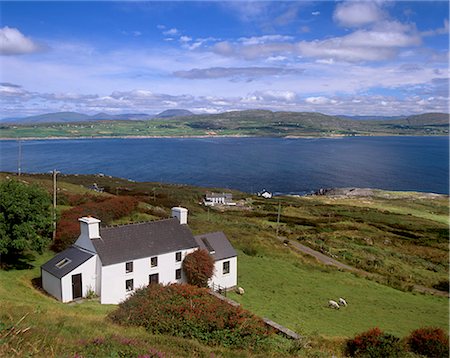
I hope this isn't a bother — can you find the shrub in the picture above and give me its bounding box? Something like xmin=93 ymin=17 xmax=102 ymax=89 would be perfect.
xmin=182 ymin=249 xmax=214 ymax=287
xmin=407 ymin=327 xmax=449 ymax=357
xmin=346 ymin=327 xmax=404 ymax=357
xmin=53 ymin=195 xmax=139 ymax=251
xmin=109 ymin=284 xmax=273 ymax=349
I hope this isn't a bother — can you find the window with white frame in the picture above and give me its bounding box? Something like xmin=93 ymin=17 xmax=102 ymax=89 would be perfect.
xmin=223 ymin=261 xmax=230 ymax=275
xmin=150 ymin=256 xmax=158 ymax=268
xmin=125 ymin=261 xmax=133 ymax=273
xmin=125 ymin=279 xmax=134 ymax=292
xmin=175 ymin=268 xmax=181 ymax=280
xmin=175 ymin=251 xmax=182 ymax=262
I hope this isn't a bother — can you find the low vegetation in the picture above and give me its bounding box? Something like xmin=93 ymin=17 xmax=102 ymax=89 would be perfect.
xmin=345 ymin=326 xmax=449 ymax=358
xmin=109 ymin=284 xmax=273 ymax=350
xmin=0 ymin=172 xmax=448 ymax=356
xmin=53 ymin=194 xmax=139 ymax=251
xmin=407 ymin=327 xmax=449 ymax=358
xmin=345 ymin=328 xmax=403 ymax=357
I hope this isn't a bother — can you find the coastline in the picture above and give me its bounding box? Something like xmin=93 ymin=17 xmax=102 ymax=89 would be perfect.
xmin=0 ymin=133 xmax=447 ymax=141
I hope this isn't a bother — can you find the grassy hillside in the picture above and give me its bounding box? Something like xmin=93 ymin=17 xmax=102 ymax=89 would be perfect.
xmin=1 ymin=173 xmax=448 ymax=356
xmin=0 ymin=111 xmax=447 ymax=138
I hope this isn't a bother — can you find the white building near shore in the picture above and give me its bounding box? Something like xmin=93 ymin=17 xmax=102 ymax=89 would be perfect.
xmin=41 ymin=207 xmax=237 ymax=304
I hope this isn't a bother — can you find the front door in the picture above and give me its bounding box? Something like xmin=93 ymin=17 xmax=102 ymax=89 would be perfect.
xmin=72 ymin=273 xmax=82 ymax=300
xmin=149 ymin=273 xmax=159 ymax=285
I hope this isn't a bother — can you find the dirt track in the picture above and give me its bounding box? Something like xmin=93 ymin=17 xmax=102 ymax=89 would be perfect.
xmin=280 ymin=237 xmax=448 ymax=298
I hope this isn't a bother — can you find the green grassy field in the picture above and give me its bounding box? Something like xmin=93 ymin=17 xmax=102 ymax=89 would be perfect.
xmin=1 ymin=173 xmax=448 ymax=356
xmin=1 ymin=253 xmax=284 ymax=357
xmin=228 ymin=253 xmax=448 ymax=337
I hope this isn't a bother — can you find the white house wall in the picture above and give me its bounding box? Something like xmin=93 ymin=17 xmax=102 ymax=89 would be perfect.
xmin=100 ymin=248 xmax=197 ymax=304
xmin=60 ymin=256 xmax=97 ymax=303
xmin=210 ymin=257 xmax=237 ymax=289
xmin=42 ymin=269 xmax=62 ymax=301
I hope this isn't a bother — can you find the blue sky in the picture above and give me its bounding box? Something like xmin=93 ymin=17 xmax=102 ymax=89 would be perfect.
xmin=0 ymin=1 xmax=448 ymax=117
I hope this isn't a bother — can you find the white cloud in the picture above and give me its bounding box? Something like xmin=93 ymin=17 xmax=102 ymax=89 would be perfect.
xmin=312 ymin=11 xmax=320 ymax=16
xmin=0 ymin=82 xmax=29 ymax=96
xmin=174 ymin=67 xmax=304 ymax=80
xmin=422 ymin=19 xmax=449 ymax=37
xmin=238 ymin=35 xmax=293 ymax=46
xmin=297 ymin=22 xmax=421 ymax=62
xmin=163 ymin=28 xmax=178 ymax=36
xmin=0 ymin=26 xmax=42 ymax=55
xmin=180 ymin=36 xmax=192 ymax=43
xmin=333 ymin=2 xmax=385 ymax=27
xmin=305 ymin=96 xmax=333 ymax=105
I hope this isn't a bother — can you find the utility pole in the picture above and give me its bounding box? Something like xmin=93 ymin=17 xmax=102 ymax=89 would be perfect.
xmin=276 ymin=202 xmax=281 ymax=238
xmin=52 ymin=169 xmax=60 ymax=241
xmin=17 ymin=139 xmax=22 ymax=176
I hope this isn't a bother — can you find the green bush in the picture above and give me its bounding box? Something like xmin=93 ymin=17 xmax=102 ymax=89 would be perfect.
xmin=346 ymin=327 xmax=404 ymax=357
xmin=407 ymin=327 xmax=449 ymax=357
xmin=108 ymin=284 xmax=273 ymax=349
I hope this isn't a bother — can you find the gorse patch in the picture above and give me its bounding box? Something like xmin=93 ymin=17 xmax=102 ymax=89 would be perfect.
xmin=108 ymin=283 xmax=273 ymax=350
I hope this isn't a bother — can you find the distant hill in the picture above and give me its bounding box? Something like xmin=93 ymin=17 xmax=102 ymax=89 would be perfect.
xmin=0 ymin=109 xmax=196 ymax=124
xmin=337 ymin=115 xmax=406 ymax=121
xmin=154 ymin=109 xmax=194 ymax=118
xmin=0 ymin=110 xmax=447 ymax=137
xmin=0 ymin=111 xmax=154 ymax=124
xmin=7 ymin=111 xmax=92 ymax=124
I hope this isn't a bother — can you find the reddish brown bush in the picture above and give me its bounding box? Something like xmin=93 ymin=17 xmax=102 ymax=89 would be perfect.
xmin=346 ymin=327 xmax=403 ymax=357
xmin=407 ymin=327 xmax=449 ymax=357
xmin=53 ymin=196 xmax=139 ymax=251
xmin=182 ymin=249 xmax=214 ymax=287
xmin=109 ymin=284 xmax=273 ymax=349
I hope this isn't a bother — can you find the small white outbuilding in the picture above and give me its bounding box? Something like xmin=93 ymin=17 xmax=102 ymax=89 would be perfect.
xmin=41 ymin=207 xmax=237 ymax=304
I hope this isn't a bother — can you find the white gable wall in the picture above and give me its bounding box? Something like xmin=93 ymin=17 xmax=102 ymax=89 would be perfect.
xmin=209 ymin=256 xmax=237 ymax=290
xmin=100 ymin=247 xmax=197 ymax=304
xmin=60 ymin=256 xmax=97 ymax=303
xmin=42 ymin=269 xmax=62 ymax=301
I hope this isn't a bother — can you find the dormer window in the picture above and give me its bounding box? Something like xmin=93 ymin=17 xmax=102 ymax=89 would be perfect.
xmin=55 ymin=258 xmax=71 ymax=269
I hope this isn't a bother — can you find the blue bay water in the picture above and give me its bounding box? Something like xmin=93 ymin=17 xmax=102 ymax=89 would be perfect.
xmin=0 ymin=136 xmax=448 ymax=195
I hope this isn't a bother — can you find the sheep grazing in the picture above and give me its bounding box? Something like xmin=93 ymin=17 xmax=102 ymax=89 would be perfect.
xmin=339 ymin=297 xmax=347 ymax=307
xmin=328 ymin=300 xmax=340 ymax=309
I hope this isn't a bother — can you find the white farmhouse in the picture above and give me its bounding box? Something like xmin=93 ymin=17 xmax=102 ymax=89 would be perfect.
xmin=41 ymin=207 xmax=237 ymax=304
xmin=203 ymin=192 xmax=236 ymax=206
xmin=259 ymin=190 xmax=273 ymax=199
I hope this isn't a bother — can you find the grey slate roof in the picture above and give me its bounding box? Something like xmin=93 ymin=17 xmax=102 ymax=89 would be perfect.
xmin=194 ymin=231 xmax=237 ymax=261
xmin=41 ymin=246 xmax=94 ymax=279
xmin=205 ymin=192 xmax=233 ymax=199
xmin=93 ymin=218 xmax=198 ymax=266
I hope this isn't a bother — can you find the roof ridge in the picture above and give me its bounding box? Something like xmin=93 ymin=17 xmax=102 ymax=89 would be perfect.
xmin=101 ymin=217 xmax=176 ymax=230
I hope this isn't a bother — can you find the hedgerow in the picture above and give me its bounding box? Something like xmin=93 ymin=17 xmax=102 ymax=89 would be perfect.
xmin=108 ymin=284 xmax=273 ymax=350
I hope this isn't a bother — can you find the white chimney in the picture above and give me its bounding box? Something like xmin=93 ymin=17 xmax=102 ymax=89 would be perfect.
xmin=171 ymin=207 xmax=188 ymax=225
xmin=78 ymin=217 xmax=101 ymax=239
